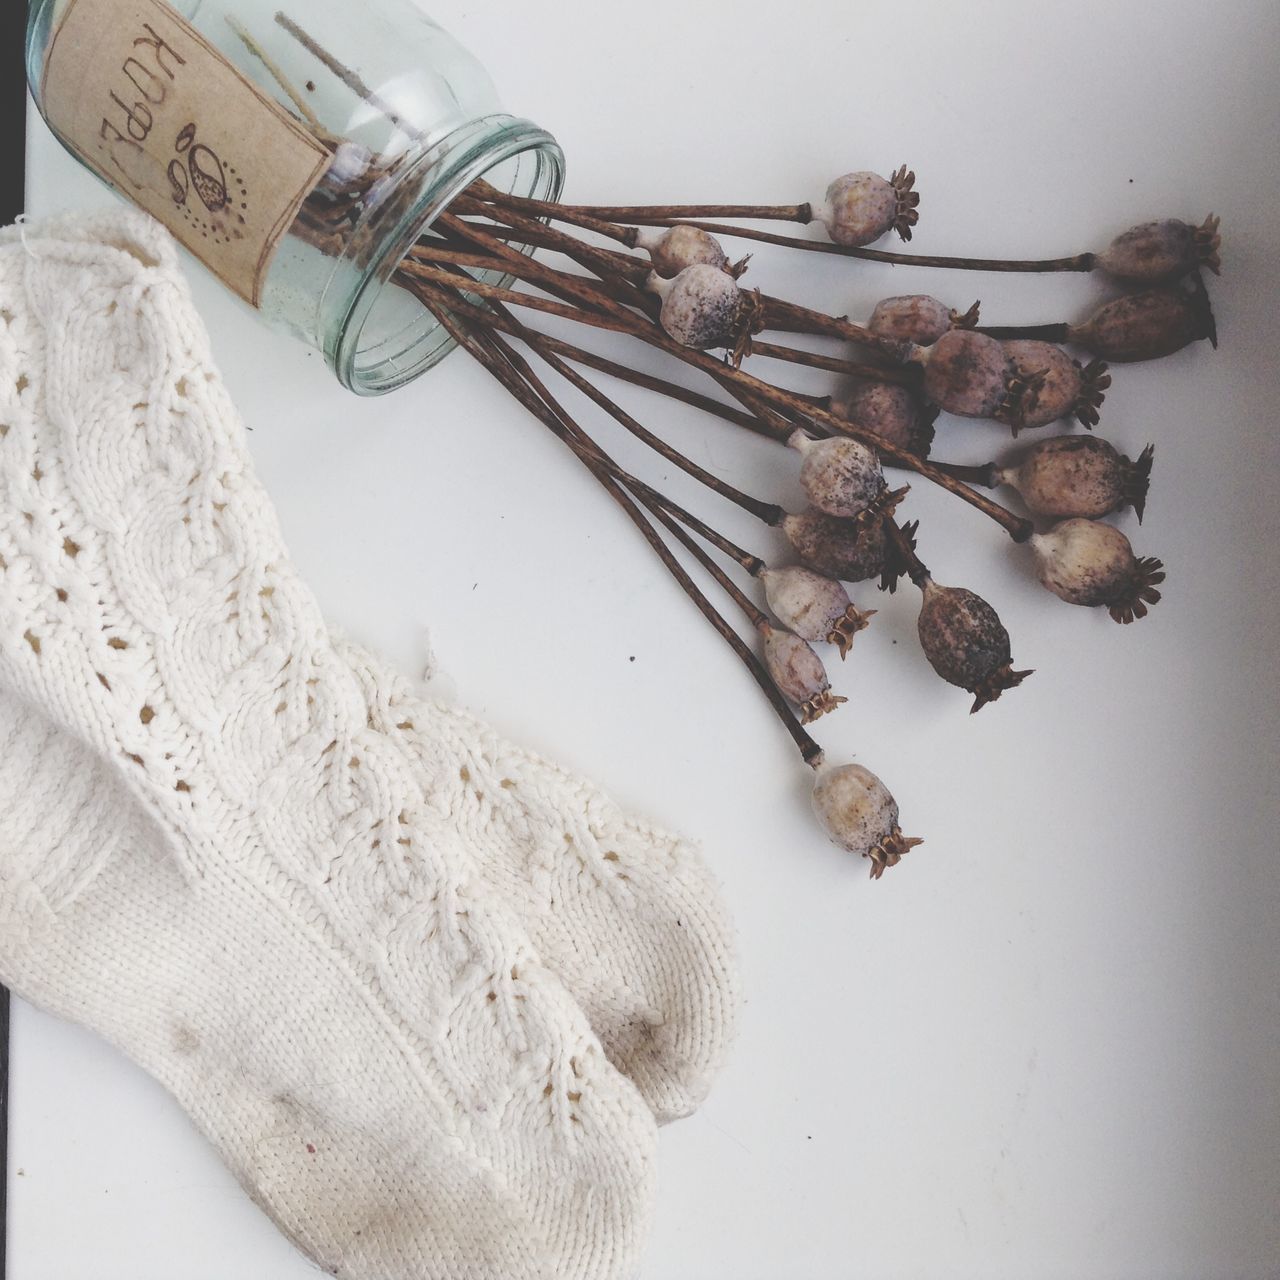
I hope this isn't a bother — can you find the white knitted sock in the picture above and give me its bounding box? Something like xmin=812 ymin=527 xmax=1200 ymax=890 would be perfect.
xmin=0 ymin=210 xmax=657 ymax=1280
xmin=338 ymin=638 xmax=740 ymax=1123
xmin=0 ymin=700 xmax=559 ymax=1279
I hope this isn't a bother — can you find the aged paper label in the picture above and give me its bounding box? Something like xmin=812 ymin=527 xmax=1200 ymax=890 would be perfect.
xmin=41 ymin=0 xmax=331 ymax=305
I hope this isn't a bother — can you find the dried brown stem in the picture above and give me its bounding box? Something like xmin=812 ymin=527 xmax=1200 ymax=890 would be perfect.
xmin=556 ymin=214 xmax=1096 ymax=274
xmin=624 ymin=478 xmax=768 ymax=575
xmin=717 ymin=381 xmax=806 ymax=438
xmin=975 ymin=322 xmax=1073 ymax=341
xmin=403 ymin=271 xmax=782 ymax=441
xmin=274 ymin=11 xmax=426 ymax=141
xmin=758 ymin=295 xmax=910 ymax=362
xmin=564 ymin=201 xmax=814 ymax=224
xmin=520 ymin=375 xmax=773 ymax=624
xmin=748 ymin=340 xmax=916 ymax=385
xmin=409 ymin=275 xmax=772 ymax=575
xmin=425 ymin=215 xmax=659 ymax=326
xmin=452 ymin=198 xmax=911 ymax=365
xmin=470 ymin=202 xmax=815 ymax=438
xmin=410 ymin=232 xmax=800 ymax=447
xmin=479 ymin=184 xmax=813 ymax=226
xmin=927 ymin=460 xmax=998 ymax=488
xmin=466 ymin=183 xmax=1097 ymax=271
xmin=527 ymin=335 xmax=783 ymax=439
xmin=408 ymin=241 xmax=655 ymax=340
xmin=466 ymin=179 xmax=642 ymax=246
xmin=642 ymin=500 xmax=771 ymax=630
xmin=451 ymin=217 xmax=617 ymax=261
xmin=519 ymin=330 xmax=785 ymax=526
xmin=228 ymin=18 xmax=328 ymax=135
xmin=450 ymin=202 xmax=651 ymax=287
xmin=452 ymin=215 xmax=645 ymax=272
xmin=429 ymin=295 xmax=823 ymax=765
xmin=398 ymin=259 xmax=633 ymax=334
xmin=402 ymin=218 xmax=1033 ymax=539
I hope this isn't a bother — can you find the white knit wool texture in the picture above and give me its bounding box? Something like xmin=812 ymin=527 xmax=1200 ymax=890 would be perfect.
xmin=336 ymin=637 xmax=740 ymax=1123
xmin=0 ymin=211 xmax=734 ymax=1278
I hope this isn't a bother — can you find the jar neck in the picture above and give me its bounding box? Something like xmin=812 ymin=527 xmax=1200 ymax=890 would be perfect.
xmin=322 ymin=113 xmax=564 ymax=396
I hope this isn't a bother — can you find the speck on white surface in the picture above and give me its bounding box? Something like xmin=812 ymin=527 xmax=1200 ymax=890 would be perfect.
xmin=11 ymin=1 xmax=1280 ymax=1277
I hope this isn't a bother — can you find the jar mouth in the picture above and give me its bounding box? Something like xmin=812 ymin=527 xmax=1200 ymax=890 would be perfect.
xmin=329 ymin=115 xmax=564 ymax=396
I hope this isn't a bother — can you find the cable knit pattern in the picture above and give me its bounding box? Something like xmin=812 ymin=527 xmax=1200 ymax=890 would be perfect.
xmin=0 ymin=210 xmax=661 ymax=1280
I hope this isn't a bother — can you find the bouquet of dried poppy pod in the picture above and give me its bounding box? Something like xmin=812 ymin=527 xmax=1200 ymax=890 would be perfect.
xmin=378 ymin=170 xmax=1217 ymax=877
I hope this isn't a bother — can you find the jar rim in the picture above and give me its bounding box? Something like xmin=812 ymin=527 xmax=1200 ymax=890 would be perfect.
xmin=328 ymin=114 xmax=564 ymax=396
xmin=24 ymin=0 xmax=59 ymax=88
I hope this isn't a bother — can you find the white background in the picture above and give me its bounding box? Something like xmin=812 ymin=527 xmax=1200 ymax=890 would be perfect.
xmin=11 ymin=1 xmax=1280 ymax=1276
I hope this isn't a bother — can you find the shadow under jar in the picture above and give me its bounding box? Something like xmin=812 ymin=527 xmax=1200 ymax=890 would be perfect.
xmin=26 ymin=0 xmax=565 ymax=394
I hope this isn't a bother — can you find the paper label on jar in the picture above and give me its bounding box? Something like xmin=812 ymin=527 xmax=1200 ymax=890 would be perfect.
xmin=41 ymin=0 xmax=332 ymax=306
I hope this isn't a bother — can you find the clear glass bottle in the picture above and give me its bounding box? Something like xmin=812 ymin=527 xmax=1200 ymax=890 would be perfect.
xmin=26 ymin=0 xmax=564 ymax=394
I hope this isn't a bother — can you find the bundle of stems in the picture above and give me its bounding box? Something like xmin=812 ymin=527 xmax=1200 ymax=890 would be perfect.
xmin=369 ymin=173 xmax=1214 ymax=870
xmin=225 ymin=10 xmax=1219 ymax=870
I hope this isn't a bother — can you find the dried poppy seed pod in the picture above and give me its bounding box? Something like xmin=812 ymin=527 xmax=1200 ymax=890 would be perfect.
xmin=1030 ymin=519 xmax=1165 ymax=623
xmin=916 ymin=579 xmax=1031 ymax=713
xmin=788 ymin=430 xmax=886 ymax=518
xmin=647 ymin=265 xmax=744 ymax=348
xmin=782 ymin=508 xmax=896 ymax=583
xmin=811 ymin=761 xmax=922 ymax=879
xmin=915 ymin=329 xmax=1042 ymax=421
xmin=817 ymin=165 xmax=919 ymax=246
xmin=1094 ymin=215 xmax=1221 ymax=282
xmin=1000 ymin=341 xmax=1110 ymax=432
xmin=636 ymin=225 xmax=733 ymax=278
xmin=996 ymin=436 xmax=1154 ymax=521
xmin=760 ymin=565 xmax=873 ymax=659
xmin=762 ymin=624 xmax=847 ymax=723
xmin=869 ymin=295 xmax=979 ymax=346
xmin=1067 ymin=278 xmax=1216 ymax=363
xmin=834 ymin=381 xmax=938 ymax=458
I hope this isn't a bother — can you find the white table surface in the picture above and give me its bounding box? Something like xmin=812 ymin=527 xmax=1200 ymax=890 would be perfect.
xmin=11 ymin=1 xmax=1280 ymax=1276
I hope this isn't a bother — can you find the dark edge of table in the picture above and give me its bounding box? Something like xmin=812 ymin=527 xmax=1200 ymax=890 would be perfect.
xmin=1 ymin=5 xmax=29 ymax=1275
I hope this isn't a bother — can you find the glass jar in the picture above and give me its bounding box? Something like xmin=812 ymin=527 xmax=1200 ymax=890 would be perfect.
xmin=25 ymin=0 xmax=564 ymax=394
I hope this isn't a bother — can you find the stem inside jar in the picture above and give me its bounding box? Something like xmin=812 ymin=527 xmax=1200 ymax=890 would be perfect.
xmin=330 ymin=117 xmax=564 ymax=395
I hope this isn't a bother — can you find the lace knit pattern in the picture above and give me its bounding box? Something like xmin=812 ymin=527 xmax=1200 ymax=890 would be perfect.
xmin=338 ymin=637 xmax=740 ymax=1122
xmin=0 ymin=210 xmax=669 ymax=1280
